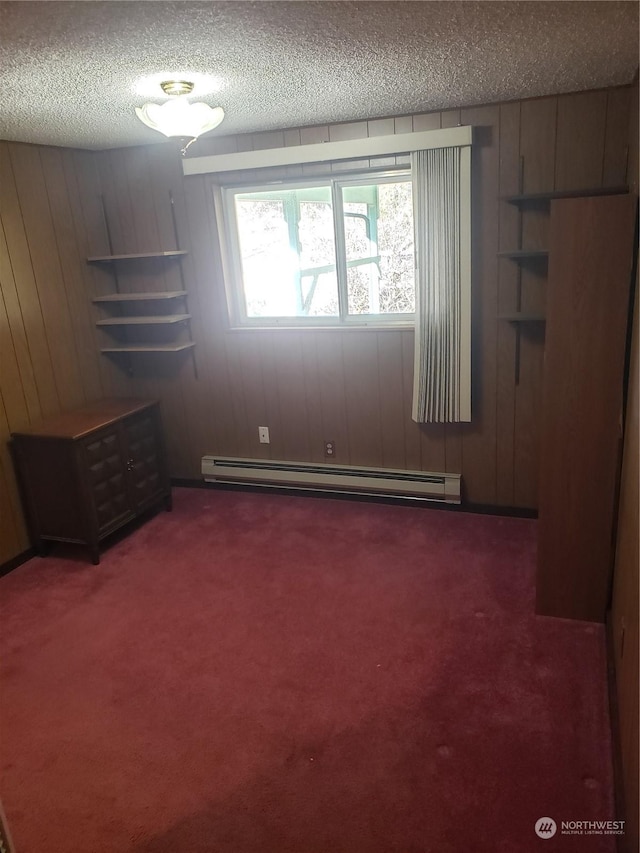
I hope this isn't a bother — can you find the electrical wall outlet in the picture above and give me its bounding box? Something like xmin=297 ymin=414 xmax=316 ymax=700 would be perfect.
xmin=324 ymin=440 xmax=336 ymax=458
xmin=258 ymin=426 xmax=270 ymax=444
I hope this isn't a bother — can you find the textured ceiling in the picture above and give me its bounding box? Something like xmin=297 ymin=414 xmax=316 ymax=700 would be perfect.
xmin=0 ymin=1 xmax=637 ymax=151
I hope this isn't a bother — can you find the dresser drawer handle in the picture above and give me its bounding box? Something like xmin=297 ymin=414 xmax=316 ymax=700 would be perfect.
xmin=126 ymin=458 xmax=135 ymax=471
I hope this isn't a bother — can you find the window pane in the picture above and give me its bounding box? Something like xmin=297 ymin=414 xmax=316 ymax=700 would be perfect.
xmin=234 ymin=187 xmax=339 ymax=318
xmin=342 ymin=181 xmax=415 ymax=316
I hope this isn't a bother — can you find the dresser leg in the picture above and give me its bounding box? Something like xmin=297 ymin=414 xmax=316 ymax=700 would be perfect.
xmin=89 ymin=545 xmax=100 ymax=565
xmin=36 ymin=539 xmax=49 ymax=558
xmin=164 ymin=493 xmax=173 ymax=512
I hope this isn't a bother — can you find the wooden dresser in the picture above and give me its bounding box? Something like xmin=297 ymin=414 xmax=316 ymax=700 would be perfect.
xmin=11 ymin=399 xmax=171 ymax=564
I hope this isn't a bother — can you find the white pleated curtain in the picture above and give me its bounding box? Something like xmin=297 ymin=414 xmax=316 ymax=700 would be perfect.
xmin=411 ymin=146 xmax=472 ymax=423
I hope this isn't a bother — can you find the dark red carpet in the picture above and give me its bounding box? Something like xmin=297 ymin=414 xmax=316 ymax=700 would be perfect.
xmin=1 ymin=488 xmax=616 ymax=852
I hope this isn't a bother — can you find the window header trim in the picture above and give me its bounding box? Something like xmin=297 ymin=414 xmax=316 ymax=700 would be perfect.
xmin=183 ymin=125 xmax=473 ymax=177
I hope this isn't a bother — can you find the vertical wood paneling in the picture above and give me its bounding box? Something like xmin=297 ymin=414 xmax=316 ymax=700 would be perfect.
xmin=0 ymin=86 xmax=635 ymax=564
xmin=0 ymin=143 xmax=60 ymax=417
xmin=39 ymin=148 xmax=104 ymax=402
xmin=104 ymin=149 xmax=139 ymax=256
xmin=236 ymin=332 xmax=271 ymax=459
xmin=376 ymin=332 xmax=406 ymax=470
xmin=520 ymin=98 xmax=557 ymax=193
xmin=459 ymin=105 xmax=500 ymax=504
xmin=514 ymin=97 xmax=558 ymax=509
xmin=412 ymin=113 xmax=441 ymax=132
xmin=555 ymin=91 xmax=608 ymax=190
xmin=153 ymin=153 xmax=211 ymax=469
xmin=419 ymin=422 xmax=446 ymax=474
xmin=221 ymin=331 xmax=252 ymax=456
xmin=367 ymin=118 xmax=395 ymax=137
xmin=611 ymin=282 xmax=639 ymax=853
xmin=394 ymin=116 xmax=413 ymax=135
xmin=611 ymin=279 xmax=640 ymax=853
xmin=0 ymin=142 xmax=121 ymax=561
xmin=250 ymin=130 xmax=286 ymax=151
xmin=300 ymin=333 xmax=325 ymax=465
xmin=610 ymin=75 xmax=639 ymax=853
xmin=440 ymin=110 xmax=461 ymax=128
xmin=8 ymin=144 xmax=85 ymax=411
xmin=62 ymin=149 xmax=123 ymax=399
xmin=300 ymin=125 xmax=330 ymax=145
xmin=400 ymin=330 xmax=422 ymax=471
xmin=181 ymin=171 xmax=237 ymax=460
xmin=271 ymin=333 xmax=310 ymax=461
xmin=603 ymin=87 xmax=632 ymax=187
xmin=628 ymin=79 xmax=639 ymax=194
xmin=495 ymin=101 xmax=521 ymax=506
xmin=0 ymin=391 xmax=28 ymax=561
xmin=0 ymin=271 xmax=30 ymax=433
xmin=329 ymin=122 xmax=368 ymax=142
xmin=0 ymin=220 xmax=41 ymax=423
xmin=342 ymin=332 xmax=383 ymax=467
xmin=315 ymin=332 xmax=350 ymax=464
xmin=93 ymin=149 xmax=165 ymax=459
xmin=255 ymin=333 xmax=284 ymax=460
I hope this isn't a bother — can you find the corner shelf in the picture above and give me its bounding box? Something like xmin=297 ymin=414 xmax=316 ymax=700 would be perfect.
xmin=88 ymin=250 xmax=188 ymax=262
xmin=88 ymin=193 xmax=197 ymax=377
xmin=92 ymin=291 xmax=188 ymax=303
xmin=96 ymin=314 xmax=191 ymax=327
xmin=498 ymin=250 xmax=548 ymax=262
xmin=100 ymin=343 xmax=196 ymax=354
xmin=503 ymin=185 xmax=628 ymax=206
xmin=499 ymin=182 xmax=628 ymax=384
xmin=499 ymin=313 xmax=546 ymax=323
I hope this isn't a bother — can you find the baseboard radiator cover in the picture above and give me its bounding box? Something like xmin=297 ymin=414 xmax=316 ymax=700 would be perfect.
xmin=202 ymin=456 xmax=461 ymax=504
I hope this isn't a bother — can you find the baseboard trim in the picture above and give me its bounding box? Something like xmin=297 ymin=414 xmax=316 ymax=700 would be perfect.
xmin=0 ymin=547 xmax=36 ymax=578
xmin=170 ymin=478 xmax=538 ymax=518
xmin=605 ymin=612 xmax=627 ymax=852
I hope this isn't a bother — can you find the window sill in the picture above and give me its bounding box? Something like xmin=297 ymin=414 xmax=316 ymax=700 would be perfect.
xmin=227 ymin=323 xmax=415 ymax=333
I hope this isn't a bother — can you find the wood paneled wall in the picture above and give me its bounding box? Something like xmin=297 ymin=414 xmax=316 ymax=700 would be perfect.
xmin=611 ymin=282 xmax=639 ymax=853
xmin=609 ymin=75 xmax=639 ymax=853
xmin=0 ymin=142 xmax=130 ymax=563
xmin=0 ymin=86 xmax=634 ymax=564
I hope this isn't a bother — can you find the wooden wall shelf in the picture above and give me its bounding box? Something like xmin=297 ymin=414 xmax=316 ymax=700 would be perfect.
xmin=503 ymin=185 xmax=628 ymax=205
xmin=499 ymin=313 xmax=546 ymax=323
xmin=100 ymin=343 xmax=196 ymax=354
xmin=88 ymin=250 xmax=188 ymax=262
xmin=92 ymin=291 xmax=188 ymax=303
xmin=96 ymin=314 xmax=191 ymax=327
xmin=88 ymin=193 xmax=197 ymax=376
xmin=498 ymin=250 xmax=549 ymax=261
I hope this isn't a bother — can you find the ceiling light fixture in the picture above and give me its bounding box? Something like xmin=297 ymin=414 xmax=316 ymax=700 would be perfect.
xmin=135 ymin=80 xmax=224 ymax=155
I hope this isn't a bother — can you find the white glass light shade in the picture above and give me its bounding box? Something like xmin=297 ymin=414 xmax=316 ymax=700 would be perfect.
xmin=135 ymin=99 xmax=224 ymax=140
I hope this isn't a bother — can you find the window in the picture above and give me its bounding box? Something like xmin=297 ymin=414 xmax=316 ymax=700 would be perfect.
xmin=222 ymin=172 xmax=415 ymax=327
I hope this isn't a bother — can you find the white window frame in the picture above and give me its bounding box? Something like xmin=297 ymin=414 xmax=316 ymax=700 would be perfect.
xmin=220 ymin=168 xmax=416 ymax=329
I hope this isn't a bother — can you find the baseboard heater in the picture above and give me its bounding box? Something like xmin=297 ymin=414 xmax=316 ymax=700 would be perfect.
xmin=201 ymin=456 xmax=461 ymax=504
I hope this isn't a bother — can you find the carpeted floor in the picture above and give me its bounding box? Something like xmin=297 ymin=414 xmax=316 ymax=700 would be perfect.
xmin=0 ymin=488 xmax=617 ymax=852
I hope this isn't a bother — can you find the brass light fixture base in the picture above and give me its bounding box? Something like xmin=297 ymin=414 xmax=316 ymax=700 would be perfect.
xmin=160 ymin=80 xmax=194 ymax=96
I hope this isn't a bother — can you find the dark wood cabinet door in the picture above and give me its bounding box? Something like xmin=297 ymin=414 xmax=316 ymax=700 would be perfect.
xmin=122 ymin=408 xmax=167 ymax=511
xmin=81 ymin=427 xmax=134 ymax=535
